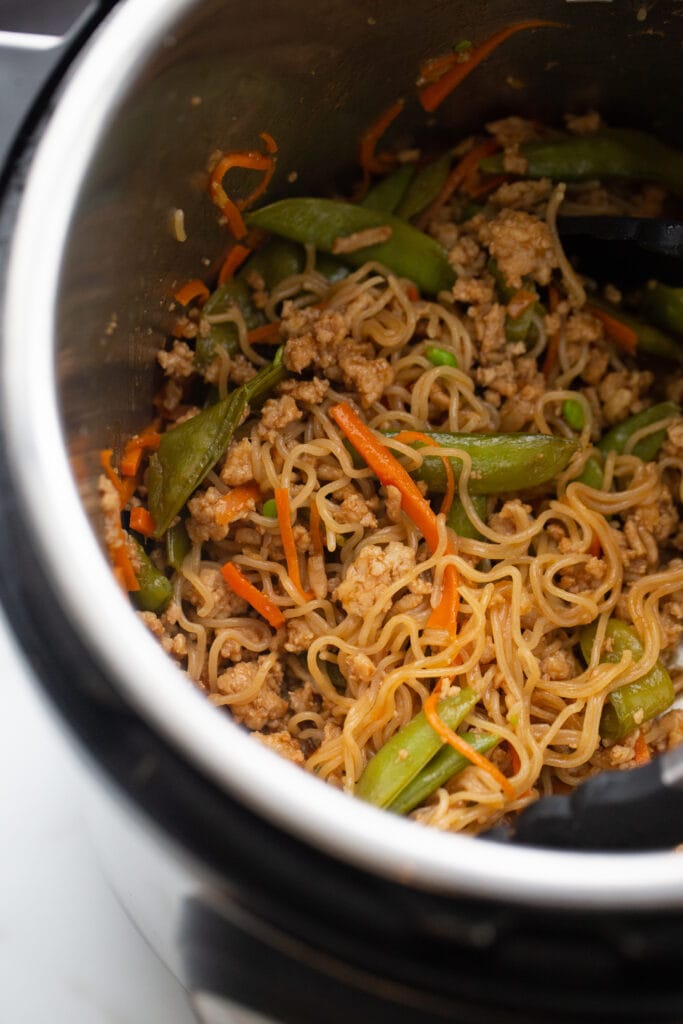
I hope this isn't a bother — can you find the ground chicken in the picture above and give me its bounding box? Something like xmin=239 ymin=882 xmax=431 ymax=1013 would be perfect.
xmin=279 ymin=376 xmax=330 ymax=404
xmin=255 ymin=395 xmax=303 ymax=442
xmin=158 ymin=339 xmax=194 ymax=378
xmin=334 ymin=542 xmax=417 ymax=617
xmin=485 ymin=116 xmax=538 ymax=148
xmin=489 ymin=500 xmax=533 ymax=537
xmin=221 ymin=437 xmax=256 ymax=486
xmin=216 ymin=654 xmax=286 ymax=731
xmin=597 ymin=370 xmax=654 ymax=426
xmin=336 ymin=490 xmax=378 ymax=528
xmin=284 ymin=616 xmax=316 ymax=653
xmin=338 ymin=650 xmax=376 ymax=691
xmin=252 ymin=730 xmax=305 ymax=765
xmin=185 ymin=566 xmax=248 ymax=617
xmin=186 ymin=485 xmax=255 ymax=543
xmin=484 ymin=209 xmax=557 ymax=288
xmin=489 ymin=179 xmax=553 ymax=212
xmin=564 ymin=110 xmax=603 ymax=135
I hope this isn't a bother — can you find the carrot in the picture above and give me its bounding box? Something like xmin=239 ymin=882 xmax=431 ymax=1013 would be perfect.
xmin=309 ymin=500 xmax=324 ymax=557
xmin=174 ymin=278 xmax=210 ymax=306
xmin=391 ymin=430 xmax=454 ymax=518
xmin=633 ymin=732 xmax=651 ymax=766
xmin=586 ymin=304 xmax=638 ymax=356
xmin=466 ymin=172 xmax=507 ymax=198
xmin=129 ymin=506 xmax=156 ymax=536
xmin=424 ymin=682 xmax=516 ymax=799
xmin=588 ymin=533 xmax=602 ymax=558
xmin=405 ymin=284 xmax=420 ymax=302
xmin=418 ymin=20 xmax=563 ymax=113
xmin=220 ymin=562 xmax=285 ymax=629
xmin=216 ymin=482 xmax=261 ymax=527
xmin=422 ymin=138 xmax=499 ymax=224
xmin=209 ymin=149 xmax=277 ymax=239
xmin=358 ymin=97 xmax=405 ymax=189
xmin=100 ymin=449 xmax=136 ymax=506
xmin=274 ymin=487 xmax=313 ymax=600
xmin=542 ymin=284 xmax=562 ymax=379
xmin=247 ymin=321 xmax=282 ymax=344
xmin=120 ymin=428 xmax=161 ymax=477
xmin=110 ymin=536 xmax=140 ymax=593
xmin=418 ymin=49 xmax=468 ymax=85
xmin=331 ymin=404 xmax=460 ymax=637
xmin=507 ymin=288 xmax=537 ymax=320
xmin=259 ymin=131 xmax=278 ymax=154
xmin=509 ymin=742 xmax=522 ymax=776
xmin=218 ymin=243 xmax=252 ymax=284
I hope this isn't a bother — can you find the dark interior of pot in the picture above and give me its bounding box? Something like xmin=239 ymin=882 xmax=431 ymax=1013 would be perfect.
xmin=56 ymin=0 xmax=680 ymax=525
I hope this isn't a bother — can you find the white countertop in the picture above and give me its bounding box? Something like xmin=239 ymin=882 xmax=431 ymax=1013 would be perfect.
xmin=0 ymin=611 xmax=196 ymax=1024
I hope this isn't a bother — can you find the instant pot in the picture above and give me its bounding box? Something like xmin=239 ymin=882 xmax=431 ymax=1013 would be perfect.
xmin=1 ymin=1 xmax=682 ymax=1021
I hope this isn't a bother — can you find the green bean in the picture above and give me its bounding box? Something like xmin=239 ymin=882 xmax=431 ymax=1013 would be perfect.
xmin=580 ymin=619 xmax=674 ymax=741
xmin=479 ymin=129 xmax=683 ymax=196
xmin=425 ymin=345 xmax=458 ymax=368
xmin=396 ymin=151 xmax=452 ymax=221
xmin=129 ymin=536 xmax=173 ymax=613
xmin=597 ymin=401 xmax=680 ymax=462
xmin=588 ymin=296 xmax=682 ymax=362
xmin=148 ymin=348 xmax=285 ymax=536
xmin=355 ymin=688 xmax=478 ymax=808
xmin=262 ymin=497 xmax=278 ymax=518
xmin=247 ymin=198 xmax=456 ymax=295
xmin=383 ymin=431 xmax=579 ymax=495
xmin=446 ymin=494 xmax=487 ymax=540
xmin=643 ymin=282 xmax=683 ymax=339
xmin=563 ymin=398 xmax=585 ymax=431
xmin=361 ymin=164 xmax=415 ymax=213
xmin=388 ymin=732 xmax=499 ymax=815
xmin=165 ymin=520 xmax=191 ymax=571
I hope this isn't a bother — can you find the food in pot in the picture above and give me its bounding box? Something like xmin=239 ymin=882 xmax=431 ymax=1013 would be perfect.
xmin=99 ymin=38 xmax=683 ymax=834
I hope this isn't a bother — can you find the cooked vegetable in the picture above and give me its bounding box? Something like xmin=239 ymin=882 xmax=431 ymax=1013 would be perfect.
xmin=358 ymin=97 xmax=405 ymax=183
xmin=389 ymin=732 xmax=499 ymax=815
xmin=262 ymin=498 xmax=278 ymax=518
xmin=425 ymin=345 xmax=458 ymax=368
xmin=148 ymin=348 xmax=285 ymax=536
xmin=208 ymin=146 xmax=277 ymax=239
xmin=643 ymin=282 xmax=683 ymax=338
xmin=587 ymin=298 xmax=682 ymax=362
xmin=396 ymin=152 xmax=452 ymax=220
xmin=220 ymin=562 xmax=285 ymax=629
xmin=274 ymin=487 xmax=312 ymax=600
xmin=165 ymin=521 xmax=191 ymax=571
xmin=447 ymin=494 xmax=487 ymax=540
xmin=174 ymin=278 xmax=210 ymax=306
xmin=480 ymin=129 xmax=683 ymax=196
xmin=573 ymin=454 xmax=604 ymax=490
xmin=580 ymin=619 xmax=675 ymax=740
xmin=384 ymin=430 xmax=580 ymax=494
xmin=562 ymin=398 xmax=585 ymax=431
xmin=129 ymin=536 xmax=173 ymax=613
xmin=247 ymin=198 xmax=456 ymax=295
xmin=597 ymin=401 xmax=680 ymax=462
xmin=355 ymin=688 xmax=478 ymax=807
xmin=361 ymin=164 xmax=415 ymax=213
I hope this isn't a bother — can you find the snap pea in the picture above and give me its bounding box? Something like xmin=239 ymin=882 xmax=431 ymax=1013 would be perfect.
xmin=196 ymin=277 xmax=263 ymax=369
xmin=597 ymin=401 xmax=680 ymax=462
xmin=487 ymin=258 xmax=541 ymax=347
xmin=361 ymin=164 xmax=415 ymax=213
xmin=148 ymin=348 xmax=285 ymax=537
xmin=425 ymin=345 xmax=458 ymax=368
xmin=247 ymin=198 xmax=456 ymax=296
xmin=388 ymin=732 xmax=499 ymax=815
xmin=446 ymin=494 xmax=487 ymax=540
xmin=479 ymin=129 xmax=683 ymax=196
xmin=643 ymin=282 xmax=683 ymax=339
xmin=396 ymin=151 xmax=452 ymax=221
xmin=588 ymin=296 xmax=682 ymax=362
xmin=355 ymin=688 xmax=478 ymax=809
xmin=563 ymin=398 xmax=585 ymax=431
xmin=165 ymin=520 xmax=191 ymax=571
xmin=580 ymin=619 xmax=674 ymax=741
xmin=573 ymin=453 xmax=604 ymax=490
xmin=129 ymin=536 xmax=173 ymax=614
xmin=384 ymin=431 xmax=579 ymax=495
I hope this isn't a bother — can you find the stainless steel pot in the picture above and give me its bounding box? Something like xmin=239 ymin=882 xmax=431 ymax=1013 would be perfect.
xmin=2 ymin=1 xmax=683 ymax=1021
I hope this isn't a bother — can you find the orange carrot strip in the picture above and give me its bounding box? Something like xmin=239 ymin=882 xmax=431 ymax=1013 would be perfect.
xmin=418 ymin=20 xmax=563 ymax=112
xmin=358 ymin=97 xmax=405 ymax=188
xmin=542 ymin=285 xmax=561 ymax=379
xmin=129 ymin=506 xmax=156 ymax=537
xmin=218 ymin=244 xmax=252 ymax=284
xmin=588 ymin=533 xmax=601 ymax=558
xmin=425 ymin=564 xmax=460 ymax=632
xmin=111 ymin=537 xmax=140 ymax=593
xmin=259 ymin=131 xmax=278 ymax=154
xmin=309 ymin=501 xmax=324 ymax=558
xmin=509 ymin=742 xmax=522 ymax=776
xmin=120 ymin=429 xmax=161 ymax=477
xmin=247 ymin=321 xmax=282 ymax=344
xmin=405 ymin=284 xmax=420 ymax=302
xmin=466 ymin=172 xmax=507 ymax=198
xmin=220 ymin=562 xmax=285 ymax=629
xmin=419 ymin=50 xmax=465 ymax=84
xmin=424 ymin=684 xmax=516 ymax=799
xmin=100 ymin=449 xmax=136 ymax=506
xmin=216 ymin=482 xmax=261 ymax=527
xmin=423 ymin=138 xmax=499 ymax=224
xmin=586 ymin=304 xmax=638 ymax=356
xmin=274 ymin=487 xmax=313 ymax=600
xmin=634 ymin=732 xmax=651 ymax=766
xmin=174 ymin=278 xmax=210 ymax=307
xmin=507 ymin=288 xmax=537 ymax=320
xmin=209 ymin=150 xmax=276 ymax=239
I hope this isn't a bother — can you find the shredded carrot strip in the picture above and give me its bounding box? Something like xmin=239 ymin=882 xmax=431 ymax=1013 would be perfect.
xmin=507 ymin=288 xmax=537 ymax=320
xmin=419 ymin=50 xmax=467 ymax=84
xmin=111 ymin=536 xmax=140 ymax=593
xmin=424 ymin=138 xmax=499 ymax=223
xmin=247 ymin=321 xmax=282 ymax=344
xmin=405 ymin=284 xmax=420 ymax=302
xmin=274 ymin=487 xmax=313 ymax=600
xmin=220 ymin=562 xmax=285 ymax=629
xmin=418 ymin=20 xmax=563 ymax=112
xmin=391 ymin=430 xmax=455 ymax=518
xmin=509 ymin=742 xmax=522 ymax=776
xmin=331 ymin=405 xmax=459 ymax=636
xmin=209 ymin=149 xmax=276 ymax=239
xmin=466 ymin=172 xmax=507 ymax=198
xmin=129 ymin=506 xmax=156 ymax=536
xmin=309 ymin=501 xmax=324 ymax=558
xmin=586 ymin=304 xmax=638 ymax=356
xmin=174 ymin=278 xmax=210 ymax=306
xmin=424 ymin=683 xmax=516 ymax=799
xmin=259 ymin=131 xmax=278 ymax=154
xmin=216 ymin=482 xmax=261 ymax=527
xmin=358 ymin=97 xmax=405 ymax=189
xmin=120 ymin=428 xmax=161 ymax=477
xmin=542 ymin=285 xmax=562 ymax=379
xmin=100 ymin=449 xmax=136 ymax=506
xmin=588 ymin=533 xmax=602 ymax=558
xmin=218 ymin=244 xmax=252 ymax=284
xmin=634 ymin=732 xmax=651 ymax=766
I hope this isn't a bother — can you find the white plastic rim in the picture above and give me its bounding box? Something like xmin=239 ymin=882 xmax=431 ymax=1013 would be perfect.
xmin=4 ymin=0 xmax=683 ymax=911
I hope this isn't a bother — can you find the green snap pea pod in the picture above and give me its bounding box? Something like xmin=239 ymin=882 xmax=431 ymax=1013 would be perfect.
xmin=580 ymin=619 xmax=674 ymax=741
xmin=383 ymin=431 xmax=579 ymax=495
xmin=196 ymin=277 xmax=264 ymax=369
xmin=396 ymin=152 xmax=452 ymax=221
xmin=129 ymin=536 xmax=173 ymax=614
xmin=487 ymin=258 xmax=541 ymax=346
xmin=361 ymin=164 xmax=415 ymax=213
xmin=597 ymin=401 xmax=680 ymax=463
xmin=588 ymin=296 xmax=682 ymax=362
xmin=573 ymin=453 xmax=604 ymax=490
xmin=247 ymin=198 xmax=456 ymax=296
xmin=643 ymin=282 xmax=683 ymax=338
xmin=479 ymin=129 xmax=683 ymax=196
xmin=165 ymin=520 xmax=191 ymax=571
xmin=388 ymin=732 xmax=499 ymax=815
xmin=148 ymin=348 xmax=285 ymax=537
xmin=355 ymin=688 xmax=478 ymax=809
xmin=446 ymin=494 xmax=487 ymax=540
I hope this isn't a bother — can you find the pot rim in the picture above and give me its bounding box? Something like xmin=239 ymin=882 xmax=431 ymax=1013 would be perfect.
xmin=4 ymin=0 xmax=683 ymax=910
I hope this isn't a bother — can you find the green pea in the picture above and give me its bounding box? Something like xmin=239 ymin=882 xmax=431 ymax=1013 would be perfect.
xmin=262 ymin=498 xmax=278 ymax=518
xmin=425 ymin=346 xmax=458 ymax=368
xmin=563 ymin=398 xmax=585 ymax=431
